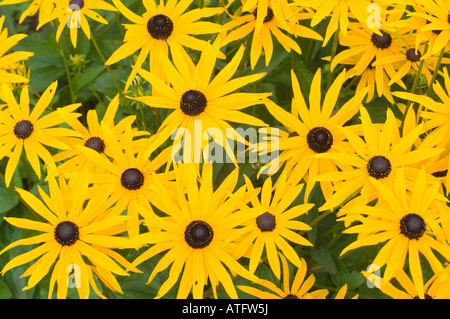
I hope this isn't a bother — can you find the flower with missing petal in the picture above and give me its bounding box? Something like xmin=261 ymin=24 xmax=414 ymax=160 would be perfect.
xmin=223 ymin=170 xmax=313 ymax=279
xmin=238 ymin=253 xmax=329 ymax=299
xmin=222 ymin=0 xmax=322 ymax=69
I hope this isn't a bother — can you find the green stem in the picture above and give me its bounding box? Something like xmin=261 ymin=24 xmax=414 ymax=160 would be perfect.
xmin=399 ymin=43 xmax=429 ymax=133
xmin=238 ymin=35 xmax=252 ymax=78
xmin=417 ymin=47 xmax=445 ymax=124
xmin=217 ymin=0 xmax=225 ymax=25
xmin=304 ymin=39 xmax=315 ymax=67
xmin=138 ymin=102 xmax=147 ymax=131
xmin=90 ymin=34 xmax=134 ymax=114
xmin=425 ymin=47 xmax=445 ymax=97
xmin=326 ymin=30 xmax=340 ymax=89
xmin=59 ymin=36 xmax=75 ymax=104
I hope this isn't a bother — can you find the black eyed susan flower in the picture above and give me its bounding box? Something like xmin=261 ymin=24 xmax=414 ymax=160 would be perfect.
xmin=0 ymin=0 xmax=54 ymax=25
xmin=393 ymin=67 xmax=450 ymax=192
xmin=411 ymin=0 xmax=450 ymax=57
xmin=313 ymin=106 xmax=444 ymax=212
xmin=223 ymin=170 xmax=313 ymax=279
xmin=262 ymin=69 xmax=368 ymax=202
xmin=76 ymin=122 xmax=174 ymax=238
xmin=131 ymin=35 xmax=270 ymax=164
xmin=53 ymin=94 xmax=148 ymax=175
xmin=36 ymin=0 xmax=117 ymax=48
xmin=331 ymin=18 xmax=408 ymax=99
xmin=106 ymin=0 xmax=224 ymax=91
xmin=238 ymin=253 xmax=329 ymax=299
xmin=343 ymin=56 xmax=395 ymax=104
xmin=296 ymin=0 xmax=372 ymax=46
xmin=222 ymin=0 xmax=322 ymax=69
xmin=340 ymin=167 xmax=450 ymax=299
xmin=372 ymin=34 xmax=450 ymax=88
xmin=128 ymin=163 xmax=264 ymax=299
xmin=238 ymin=0 xmax=294 ymax=36
xmin=0 ymin=16 xmax=34 ymax=89
xmin=0 ymin=168 xmax=135 ymax=299
xmin=0 ymin=82 xmax=81 ymax=187
xmin=362 ymin=267 xmax=447 ymax=299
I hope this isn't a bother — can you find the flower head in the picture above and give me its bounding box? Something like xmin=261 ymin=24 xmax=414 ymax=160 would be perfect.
xmin=0 ymin=168 xmax=135 ymax=298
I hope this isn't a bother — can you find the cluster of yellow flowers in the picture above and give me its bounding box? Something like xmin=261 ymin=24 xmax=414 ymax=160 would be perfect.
xmin=0 ymin=0 xmax=449 ymax=299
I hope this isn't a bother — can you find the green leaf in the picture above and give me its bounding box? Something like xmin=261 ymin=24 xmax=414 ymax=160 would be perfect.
xmin=0 ymin=280 xmax=12 ymax=299
xmin=311 ymin=246 xmax=338 ymax=275
xmin=0 ymin=179 xmax=19 ymax=215
xmin=72 ymin=65 xmax=105 ymax=93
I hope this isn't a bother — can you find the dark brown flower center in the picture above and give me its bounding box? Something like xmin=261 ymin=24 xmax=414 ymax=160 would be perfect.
xmin=256 ymin=212 xmax=276 ymax=232
xmin=432 ymin=169 xmax=448 ymax=178
xmin=400 ymin=214 xmax=426 ymax=240
xmin=284 ymin=294 xmax=299 ymax=299
xmin=84 ymin=136 xmax=105 ymax=153
xmin=414 ymin=294 xmax=433 ymax=299
xmin=14 ymin=120 xmax=33 ymax=139
xmin=307 ymin=127 xmax=333 ymax=153
xmin=367 ymin=156 xmax=391 ymax=179
xmin=147 ymin=14 xmax=173 ymax=40
xmin=121 ymin=168 xmax=145 ymax=190
xmin=406 ymin=48 xmax=421 ymax=62
xmin=69 ymin=0 xmax=84 ymax=9
xmin=180 ymin=90 xmax=207 ymax=116
xmin=184 ymin=220 xmax=214 ymax=249
xmin=371 ymin=31 xmax=392 ymax=49
xmin=253 ymin=7 xmax=274 ymax=23
xmin=54 ymin=221 xmax=79 ymax=246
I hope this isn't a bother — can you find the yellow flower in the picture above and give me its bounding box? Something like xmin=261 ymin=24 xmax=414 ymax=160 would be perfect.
xmin=331 ymin=17 xmax=408 ymax=99
xmin=0 ymin=16 xmax=33 ymax=90
xmin=0 ymin=82 xmax=81 ymax=187
xmin=410 ymin=0 xmax=450 ymax=56
xmin=340 ymin=167 xmax=450 ymax=299
xmin=131 ymin=35 xmax=270 ymax=165
xmin=223 ymin=170 xmax=313 ymax=279
xmin=129 ymin=163 xmax=263 ymax=299
xmin=106 ymin=0 xmax=225 ymax=91
xmin=296 ymin=0 xmax=372 ymax=46
xmin=0 ymin=0 xmax=55 ymax=25
xmin=238 ymin=253 xmax=329 ymax=299
xmin=363 ymin=263 xmax=449 ymax=299
xmin=37 ymin=0 xmax=117 ymax=48
xmin=222 ymin=0 xmax=322 ymax=69
xmin=263 ymin=69 xmax=368 ymax=202
xmin=314 ymin=107 xmax=444 ymax=212
xmin=53 ymin=94 xmax=148 ymax=175
xmin=76 ymin=122 xmax=174 ymax=238
xmin=0 ymin=168 xmax=135 ymax=299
